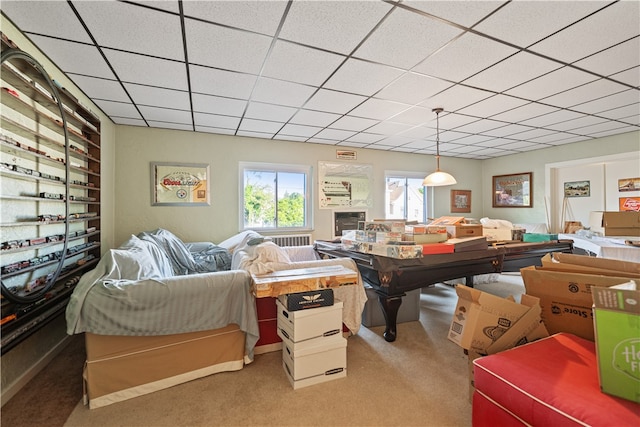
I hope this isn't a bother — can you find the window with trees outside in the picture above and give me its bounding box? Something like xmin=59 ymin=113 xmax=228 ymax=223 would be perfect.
xmin=385 ymin=173 xmax=429 ymax=222
xmin=240 ymin=162 xmax=312 ymax=231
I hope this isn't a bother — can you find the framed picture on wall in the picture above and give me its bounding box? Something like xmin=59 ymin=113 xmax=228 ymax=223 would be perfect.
xmin=492 ymin=172 xmax=532 ymax=208
xmin=450 ymin=190 xmax=471 ymax=213
xmin=619 ymin=197 xmax=640 ymax=211
xmin=151 ymin=162 xmax=210 ymax=206
xmin=618 ymin=177 xmax=640 ymax=192
xmin=564 ymin=180 xmax=590 ymax=198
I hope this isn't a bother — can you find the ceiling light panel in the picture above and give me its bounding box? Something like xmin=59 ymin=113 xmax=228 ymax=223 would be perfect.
xmin=189 ymin=64 xmax=257 ymax=99
xmin=104 ymin=49 xmax=189 ymax=91
xmin=303 ymin=89 xmax=367 ymax=114
xmin=354 ymin=7 xmax=463 ymax=70
xmin=182 ymin=1 xmax=288 ymax=36
xmin=473 ymin=1 xmax=607 ymax=49
xmin=28 ymin=36 xmax=114 ymax=79
xmin=185 ymin=18 xmax=272 ymax=73
xmin=124 ymin=83 xmax=190 ymax=110
xmin=529 ymin=2 xmax=640 ymax=63
xmin=278 ymin=1 xmax=392 ymax=54
xmin=413 ymin=33 xmax=518 ymax=82
xmin=1 ymin=1 xmax=91 ymax=43
xmin=251 ymin=78 xmax=316 ymax=107
xmin=261 ymin=40 xmax=346 ymax=86
xmin=191 ymin=93 xmax=247 ymax=116
xmin=74 ymin=1 xmax=184 ymax=61
xmin=323 ymin=59 xmax=405 ymax=96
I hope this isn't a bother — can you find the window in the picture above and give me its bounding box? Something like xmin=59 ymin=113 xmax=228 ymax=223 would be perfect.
xmin=385 ymin=173 xmax=430 ymax=222
xmin=240 ymin=162 xmax=312 ymax=231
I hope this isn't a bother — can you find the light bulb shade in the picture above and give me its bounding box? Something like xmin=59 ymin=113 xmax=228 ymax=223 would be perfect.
xmin=422 ymin=170 xmax=457 ymax=186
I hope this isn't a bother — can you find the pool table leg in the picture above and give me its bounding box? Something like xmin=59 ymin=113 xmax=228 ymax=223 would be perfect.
xmin=378 ymin=294 xmax=402 ymax=342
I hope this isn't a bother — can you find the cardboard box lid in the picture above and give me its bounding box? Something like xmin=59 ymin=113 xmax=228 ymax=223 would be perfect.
xmin=430 ymin=216 xmax=465 ymax=225
xmin=550 ymin=252 xmax=640 ymax=275
xmin=592 ymin=281 xmax=639 ymax=313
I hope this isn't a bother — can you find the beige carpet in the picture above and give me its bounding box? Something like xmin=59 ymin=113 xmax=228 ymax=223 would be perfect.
xmin=62 ymin=274 xmax=525 ymax=427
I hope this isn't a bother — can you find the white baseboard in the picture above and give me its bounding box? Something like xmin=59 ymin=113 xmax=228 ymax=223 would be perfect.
xmin=1 ymin=335 xmax=72 ymax=407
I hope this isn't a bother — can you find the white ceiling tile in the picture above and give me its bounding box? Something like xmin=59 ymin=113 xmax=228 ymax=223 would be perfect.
xmin=388 ymin=106 xmax=432 ymax=126
xmin=400 ymin=139 xmax=434 ymax=150
xmin=345 ymin=133 xmax=385 ymax=144
xmin=74 ymin=1 xmax=184 ymax=60
xmin=590 ymin=125 xmax=640 ymax=138
xmin=279 ymin=1 xmax=392 ymax=54
xmin=336 ymin=141 xmax=369 ymax=148
xmin=238 ymin=118 xmax=284 ymax=134
xmin=245 ymin=102 xmax=297 ymax=122
xmin=236 ymin=130 xmax=276 ymax=139
xmin=307 ymin=138 xmax=339 ymax=145
xmin=397 ymin=126 xmax=436 ymax=140
xmin=196 ymin=126 xmax=236 ymax=136
xmin=464 ymin=52 xmax=562 ymax=92
xmin=262 ymin=40 xmax=345 ymax=86
xmin=104 ymin=49 xmax=189 ymax=91
xmin=505 ymin=66 xmax=598 ymax=100
xmin=182 ymin=1 xmax=288 ymax=35
xmin=376 ymin=73 xmax=453 ymax=105
xmin=354 ymin=7 xmax=463 ymax=70
xmin=517 ymin=110 xmax=587 ymax=129
xmin=374 ymin=136 xmax=414 ymax=147
xmin=251 ymin=78 xmax=316 ymax=107
xmin=571 ymin=90 xmax=640 ymax=115
xmin=402 ymin=1 xmax=504 ymax=28
xmin=128 ymin=1 xmax=180 ymax=14
xmin=414 ymin=33 xmax=518 ymax=82
xmin=313 ymin=129 xmax=358 ymax=141
xmin=138 ymin=106 xmax=192 ymax=124
xmin=609 ymin=66 xmax=640 ymax=88
xmin=330 ymin=116 xmax=379 ymax=132
xmin=433 ymin=113 xmax=481 ymax=129
xmin=546 ymin=116 xmax=608 ymax=132
xmin=504 ymin=128 xmax=557 ymax=141
xmin=570 ymin=120 xmax=634 ymax=135
xmin=457 ymin=95 xmax=529 ymax=119
xmin=491 ymin=103 xmax=561 ymax=124
xmin=93 ymin=99 xmax=142 ymax=119
xmin=1 ymin=1 xmax=91 ymax=42
xmin=112 ymin=117 xmax=146 ymax=126
xmin=123 ymin=83 xmax=190 ymax=110
xmin=185 ymin=18 xmax=272 ymax=73
xmin=454 ymin=118 xmax=507 ymax=134
xmin=485 ymin=124 xmax=534 ymax=138
xmin=324 ymin=59 xmax=405 ymax=97
xmin=473 ymin=1 xmax=608 ymax=48
xmin=366 ymin=121 xmax=414 ymax=135
xmin=596 ymin=104 xmax=640 ymax=121
xmin=530 ymin=1 xmax=640 ymax=63
xmin=191 ymin=93 xmax=247 ymax=116
xmin=303 ymin=89 xmax=367 ymax=114
xmin=193 ymin=113 xmax=240 ymax=130
xmin=277 ymin=124 xmax=322 ymax=138
xmin=189 ymin=65 xmax=257 ymax=99
xmin=67 ymin=74 xmax=129 ymax=103
xmin=290 ymin=110 xmax=341 ymax=127
xmin=573 ymin=38 xmax=640 ymax=78
xmin=349 ymin=98 xmax=412 ymax=120
xmin=28 ymin=35 xmax=114 ymax=79
xmin=420 ymin=85 xmax=493 ymax=114
xmin=541 ymin=79 xmax=630 ymax=109
xmin=147 ymin=121 xmax=193 ymax=131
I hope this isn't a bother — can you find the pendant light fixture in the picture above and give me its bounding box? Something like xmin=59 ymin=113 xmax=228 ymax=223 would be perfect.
xmin=423 ymin=107 xmax=457 ymax=187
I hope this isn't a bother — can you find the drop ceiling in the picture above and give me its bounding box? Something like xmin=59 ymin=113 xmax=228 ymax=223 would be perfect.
xmin=1 ymin=0 xmax=639 ymax=159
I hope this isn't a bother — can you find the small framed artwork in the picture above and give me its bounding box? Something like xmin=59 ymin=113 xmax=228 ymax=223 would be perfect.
xmin=619 ymin=177 xmax=640 ymax=192
xmin=492 ymin=172 xmax=532 ymax=208
xmin=450 ymin=189 xmax=471 ymax=213
xmin=619 ymin=197 xmax=640 ymax=211
xmin=151 ymin=162 xmax=210 ymax=206
xmin=564 ymin=180 xmax=590 ymax=198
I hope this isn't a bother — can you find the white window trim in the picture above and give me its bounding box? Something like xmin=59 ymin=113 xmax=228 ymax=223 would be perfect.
xmin=239 ymin=161 xmax=314 ymax=232
xmin=384 ymin=170 xmax=432 ymax=222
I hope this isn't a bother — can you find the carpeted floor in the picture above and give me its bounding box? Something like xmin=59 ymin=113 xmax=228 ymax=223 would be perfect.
xmin=1 ymin=274 xmax=525 ymax=427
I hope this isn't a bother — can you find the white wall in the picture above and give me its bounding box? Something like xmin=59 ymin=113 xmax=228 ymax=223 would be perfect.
xmin=114 ymin=125 xmax=483 ymax=245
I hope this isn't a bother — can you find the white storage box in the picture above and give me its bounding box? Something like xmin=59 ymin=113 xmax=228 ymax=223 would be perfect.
xmin=277 ymin=299 xmax=343 ymax=342
xmin=282 ymin=334 xmax=347 ymax=389
xmin=362 ymin=286 xmax=420 ymax=328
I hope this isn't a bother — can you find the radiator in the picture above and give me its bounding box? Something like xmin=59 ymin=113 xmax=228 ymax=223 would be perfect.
xmin=269 ymin=234 xmax=312 ymax=247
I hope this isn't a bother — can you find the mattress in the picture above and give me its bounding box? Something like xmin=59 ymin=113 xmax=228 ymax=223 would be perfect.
xmin=472 ymin=333 xmax=640 ymax=426
xmin=84 ymin=324 xmax=246 ymax=409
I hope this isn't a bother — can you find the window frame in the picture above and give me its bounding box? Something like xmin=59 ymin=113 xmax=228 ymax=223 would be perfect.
xmin=384 ymin=170 xmax=432 ymax=222
xmin=239 ymin=161 xmax=313 ymax=232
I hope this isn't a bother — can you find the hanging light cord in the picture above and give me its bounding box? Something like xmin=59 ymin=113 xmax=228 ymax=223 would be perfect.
xmin=434 ymin=108 xmax=443 ymax=169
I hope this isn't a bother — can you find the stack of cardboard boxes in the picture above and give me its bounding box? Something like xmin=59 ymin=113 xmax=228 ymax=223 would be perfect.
xmin=276 ymin=289 xmax=347 ymax=389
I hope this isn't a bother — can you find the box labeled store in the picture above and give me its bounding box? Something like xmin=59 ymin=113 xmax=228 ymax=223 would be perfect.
xmin=277 ymin=299 xmax=343 ymax=342
xmin=521 ymin=266 xmax=632 ymax=341
xmin=592 ymin=281 xmax=640 ymax=403
xmin=277 ymin=289 xmax=334 ymax=312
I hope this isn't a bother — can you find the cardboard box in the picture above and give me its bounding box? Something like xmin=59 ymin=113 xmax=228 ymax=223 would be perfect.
xmin=483 ymin=227 xmax=513 ymax=242
xmin=277 ymin=289 xmax=334 ymax=312
xmin=448 ymin=285 xmax=531 ymax=354
xmin=251 ymin=265 xmax=358 ymax=298
xmin=540 ymin=253 xmax=640 ymax=279
xmin=522 ymin=233 xmax=558 ymax=242
xmin=591 ymin=211 xmax=640 ymax=237
xmin=428 ymin=224 xmax=483 ymax=238
xmin=521 ymin=266 xmax=632 ymax=340
xmin=277 ymin=299 xmax=343 ymax=342
xmin=430 ymin=216 xmax=465 ymax=225
xmin=592 ymin=281 xmax=640 ymax=403
xmin=358 ymin=220 xmax=405 ymax=233
xmin=361 ymin=285 xmax=420 ymax=328
xmin=341 ymin=238 xmax=423 ymax=259
xmin=281 ymin=334 xmax=347 ymax=389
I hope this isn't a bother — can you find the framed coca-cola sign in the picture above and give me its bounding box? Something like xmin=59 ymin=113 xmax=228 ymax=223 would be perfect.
xmin=151 ymin=162 xmax=210 ymax=206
